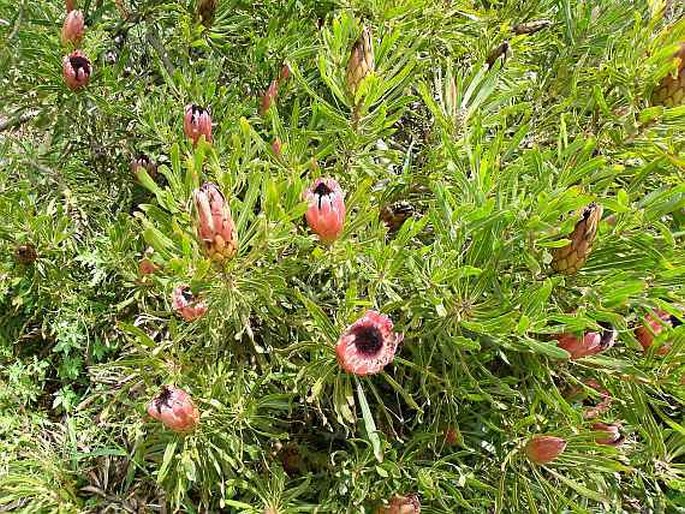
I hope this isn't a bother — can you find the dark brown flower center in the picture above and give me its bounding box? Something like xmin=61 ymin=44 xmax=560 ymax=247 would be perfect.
xmin=190 ymin=104 xmax=207 ymax=122
xmin=181 ymin=287 xmax=195 ymax=303
xmin=353 ymin=326 xmax=384 ymax=356
xmin=670 ymin=315 xmax=682 ymax=328
xmin=156 ymin=386 xmax=173 ymax=412
xmin=314 ymin=182 xmax=333 ymax=209
xmin=70 ymin=55 xmax=90 ymax=74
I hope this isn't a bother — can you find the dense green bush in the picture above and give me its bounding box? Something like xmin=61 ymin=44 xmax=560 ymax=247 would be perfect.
xmin=1 ymin=0 xmax=685 ymax=512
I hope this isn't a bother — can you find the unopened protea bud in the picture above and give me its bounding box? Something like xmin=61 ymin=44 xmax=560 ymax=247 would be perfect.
xmin=304 ymin=178 xmax=346 ymax=243
xmin=555 ymin=325 xmax=615 ymax=359
xmin=197 ymin=0 xmax=218 ymax=26
xmin=380 ymin=201 xmax=415 ymax=233
xmin=346 ymin=26 xmax=374 ymax=98
xmin=62 ymin=50 xmax=92 ymax=90
xmin=271 ymin=138 xmax=282 ymax=157
xmin=652 ymin=42 xmax=685 ymax=107
xmin=525 ymin=435 xmax=566 ymax=464
xmin=61 ymin=10 xmax=84 ymax=46
xmin=14 ymin=243 xmax=37 ymax=264
xmin=171 ymin=285 xmax=207 ymax=321
xmin=260 ymin=79 xmax=279 ymax=115
xmin=147 ymin=385 xmax=199 ymax=432
xmin=193 ymin=182 xmax=238 ymax=261
xmin=130 ymin=154 xmax=157 ymax=179
xmin=377 ymin=494 xmax=421 ymax=514
xmin=279 ymin=63 xmax=291 ymax=82
xmin=183 ymin=104 xmax=212 ymax=146
xmin=635 ymin=309 xmax=680 ymax=354
xmin=591 ymin=422 xmax=623 ymax=446
xmin=551 ymin=202 xmax=602 ymax=274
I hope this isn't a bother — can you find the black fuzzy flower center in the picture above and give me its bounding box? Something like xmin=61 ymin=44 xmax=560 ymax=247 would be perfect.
xmin=181 ymin=287 xmax=195 ymax=302
xmin=353 ymin=326 xmax=384 ymax=356
xmin=155 ymin=386 xmax=172 ymax=412
xmin=190 ymin=104 xmax=207 ymax=121
xmin=314 ymin=182 xmax=332 ymax=209
xmin=70 ymin=55 xmax=90 ymax=74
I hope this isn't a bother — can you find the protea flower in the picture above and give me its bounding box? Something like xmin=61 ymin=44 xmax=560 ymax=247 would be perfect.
xmin=635 ymin=309 xmax=679 ymax=354
xmin=304 ymin=177 xmax=346 ymax=243
xmin=525 ymin=435 xmax=567 ymax=464
xmin=147 ymin=385 xmax=199 ymax=432
xmin=551 ymin=202 xmax=603 ymax=274
xmin=260 ymin=79 xmax=279 ymax=115
xmin=335 ymin=310 xmax=403 ymax=376
xmin=279 ymin=63 xmax=292 ymax=82
xmin=193 ymin=182 xmax=238 ymax=261
xmin=183 ymin=104 xmax=212 ymax=145
xmin=555 ymin=325 xmax=615 ymax=359
xmin=130 ymin=154 xmax=157 ymax=179
xmin=63 ymin=50 xmax=92 ymax=90
xmin=380 ymin=201 xmax=415 ymax=233
xmin=171 ymin=284 xmax=207 ymax=321
xmin=346 ymin=26 xmax=374 ymax=98
xmin=652 ymin=42 xmax=685 ymax=107
xmin=377 ymin=494 xmax=421 ymax=514
xmin=444 ymin=427 xmax=459 ymax=446
xmin=271 ymin=138 xmax=282 ymax=157
xmin=14 ymin=243 xmax=37 ymax=264
xmin=591 ymin=422 xmax=623 ymax=446
xmin=61 ymin=10 xmax=84 ymax=46
xmin=197 ymin=0 xmax=218 ymax=26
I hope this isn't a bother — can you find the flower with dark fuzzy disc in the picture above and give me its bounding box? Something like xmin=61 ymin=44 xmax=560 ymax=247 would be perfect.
xmin=525 ymin=435 xmax=566 ymax=464
xmin=635 ymin=309 xmax=680 ymax=354
xmin=304 ymin=177 xmax=346 ymax=243
xmin=183 ymin=104 xmax=212 ymax=146
xmin=335 ymin=310 xmax=403 ymax=376
xmin=555 ymin=325 xmax=615 ymax=360
xmin=63 ymin=50 xmax=92 ymax=90
xmin=61 ymin=10 xmax=84 ymax=46
xmin=377 ymin=494 xmax=421 ymax=514
xmin=193 ymin=182 xmax=238 ymax=261
xmin=15 ymin=243 xmax=37 ymax=264
xmin=551 ymin=202 xmax=602 ymax=274
xmin=346 ymin=26 xmax=374 ymax=98
xmin=653 ymin=42 xmax=685 ymax=107
xmin=147 ymin=385 xmax=199 ymax=432
xmin=591 ymin=422 xmax=623 ymax=446
xmin=171 ymin=284 xmax=207 ymax=321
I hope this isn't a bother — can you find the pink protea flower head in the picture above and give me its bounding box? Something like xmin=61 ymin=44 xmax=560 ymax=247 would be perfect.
xmin=555 ymin=325 xmax=615 ymax=360
xmin=61 ymin=10 xmax=84 ymax=46
xmin=183 ymin=104 xmax=212 ymax=146
xmin=193 ymin=182 xmax=238 ymax=261
xmin=304 ymin=177 xmax=346 ymax=243
xmin=635 ymin=309 xmax=679 ymax=354
xmin=335 ymin=310 xmax=403 ymax=376
xmin=525 ymin=435 xmax=567 ymax=464
xmin=147 ymin=385 xmax=199 ymax=432
xmin=171 ymin=284 xmax=207 ymax=321
xmin=260 ymin=79 xmax=279 ymax=115
xmin=62 ymin=50 xmax=92 ymax=90
xmin=591 ymin=422 xmax=623 ymax=446
xmin=271 ymin=138 xmax=282 ymax=157
xmin=377 ymin=494 xmax=421 ymax=514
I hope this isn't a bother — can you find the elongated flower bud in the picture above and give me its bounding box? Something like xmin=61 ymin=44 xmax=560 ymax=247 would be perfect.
xmin=346 ymin=26 xmax=374 ymax=98
xmin=147 ymin=385 xmax=199 ymax=432
xmin=183 ymin=104 xmax=212 ymax=146
xmin=198 ymin=0 xmax=218 ymax=26
xmin=171 ymin=284 xmax=207 ymax=321
xmin=15 ymin=243 xmax=37 ymax=264
xmin=193 ymin=182 xmax=238 ymax=261
xmin=61 ymin=10 xmax=84 ymax=46
xmin=63 ymin=50 xmax=92 ymax=90
xmin=635 ymin=309 xmax=679 ymax=354
xmin=525 ymin=435 xmax=566 ymax=464
xmin=260 ymin=79 xmax=279 ymax=115
xmin=555 ymin=325 xmax=615 ymax=359
xmin=336 ymin=310 xmax=404 ymax=376
xmin=591 ymin=422 xmax=623 ymax=446
xmin=377 ymin=495 xmax=421 ymax=514
xmin=304 ymin=178 xmax=346 ymax=243
xmin=551 ymin=202 xmax=602 ymax=274
xmin=652 ymin=42 xmax=685 ymax=107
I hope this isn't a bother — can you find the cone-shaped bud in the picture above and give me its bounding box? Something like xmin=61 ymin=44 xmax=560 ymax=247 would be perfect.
xmin=130 ymin=154 xmax=157 ymax=178
xmin=271 ymin=138 xmax=282 ymax=157
xmin=278 ymin=63 xmax=291 ymax=82
xmin=198 ymin=0 xmax=218 ymax=26
xmin=63 ymin=50 xmax=92 ymax=90
xmin=525 ymin=435 xmax=566 ymax=464
xmin=346 ymin=26 xmax=374 ymax=98
xmin=444 ymin=427 xmax=459 ymax=446
xmin=183 ymin=104 xmax=212 ymax=146
xmin=260 ymin=79 xmax=279 ymax=115
xmin=15 ymin=243 xmax=37 ymax=264
xmin=652 ymin=43 xmax=685 ymax=107
xmin=147 ymin=385 xmax=199 ymax=432
xmin=551 ymin=202 xmax=603 ymax=274
xmin=61 ymin=10 xmax=84 ymax=46
xmin=380 ymin=201 xmax=415 ymax=233
xmin=635 ymin=309 xmax=679 ymax=354
xmin=336 ymin=310 xmax=403 ymax=376
xmin=304 ymin=177 xmax=346 ymax=243
xmin=591 ymin=422 xmax=623 ymax=446
xmin=377 ymin=494 xmax=421 ymax=514
xmin=555 ymin=325 xmax=615 ymax=359
xmin=171 ymin=284 xmax=207 ymax=321
xmin=193 ymin=182 xmax=238 ymax=261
